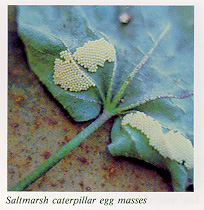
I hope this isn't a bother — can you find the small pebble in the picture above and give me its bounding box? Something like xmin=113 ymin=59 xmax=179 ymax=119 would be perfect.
xmin=119 ymin=12 xmax=132 ymax=24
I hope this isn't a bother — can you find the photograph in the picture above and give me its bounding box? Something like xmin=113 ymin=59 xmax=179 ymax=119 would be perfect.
xmin=7 ymin=5 xmax=194 ymax=193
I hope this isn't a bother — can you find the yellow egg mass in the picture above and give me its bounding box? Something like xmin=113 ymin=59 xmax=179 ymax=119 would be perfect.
xmin=121 ymin=112 xmax=194 ymax=169
xmin=53 ymin=38 xmax=115 ymax=92
xmin=53 ymin=50 xmax=95 ymax=92
xmin=73 ymin=38 xmax=116 ymax=72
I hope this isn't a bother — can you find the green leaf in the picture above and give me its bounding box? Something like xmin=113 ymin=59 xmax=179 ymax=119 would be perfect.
xmin=17 ymin=6 xmax=106 ymax=121
xmin=81 ymin=6 xmax=194 ymax=141
xmin=137 ymin=96 xmax=194 ymax=142
xmin=108 ymin=117 xmax=193 ymax=191
xmin=15 ymin=5 xmax=194 ymax=191
xmin=17 ymin=6 xmax=193 ymax=140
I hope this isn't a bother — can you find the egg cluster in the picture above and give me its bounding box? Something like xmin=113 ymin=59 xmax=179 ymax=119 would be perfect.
xmin=165 ymin=131 xmax=194 ymax=169
xmin=122 ymin=112 xmax=170 ymax=158
xmin=73 ymin=38 xmax=116 ymax=72
xmin=53 ymin=50 xmax=96 ymax=92
xmin=121 ymin=112 xmax=194 ymax=169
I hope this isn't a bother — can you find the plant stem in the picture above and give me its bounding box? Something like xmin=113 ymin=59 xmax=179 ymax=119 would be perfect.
xmin=9 ymin=110 xmax=111 ymax=191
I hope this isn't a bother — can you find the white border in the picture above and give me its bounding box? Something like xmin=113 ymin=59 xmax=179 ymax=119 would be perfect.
xmin=1 ymin=0 xmax=204 ymax=209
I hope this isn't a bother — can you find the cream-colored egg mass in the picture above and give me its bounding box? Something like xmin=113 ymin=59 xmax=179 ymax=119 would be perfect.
xmin=73 ymin=38 xmax=116 ymax=72
xmin=53 ymin=38 xmax=115 ymax=92
xmin=122 ymin=112 xmax=193 ymax=169
xmin=53 ymin=50 xmax=95 ymax=92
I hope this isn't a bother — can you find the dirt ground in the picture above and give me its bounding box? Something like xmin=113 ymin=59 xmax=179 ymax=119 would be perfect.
xmin=7 ymin=6 xmax=172 ymax=192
